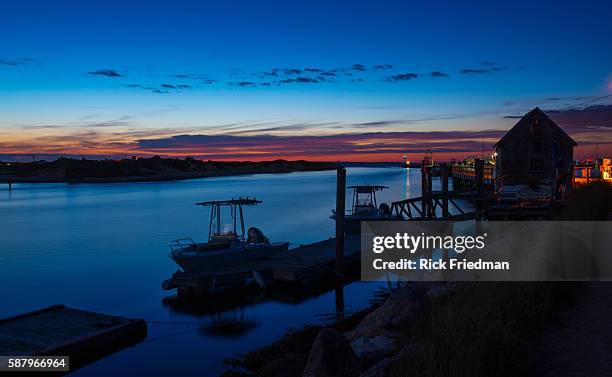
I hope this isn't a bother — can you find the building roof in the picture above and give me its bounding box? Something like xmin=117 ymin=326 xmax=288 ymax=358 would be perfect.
xmin=493 ymin=107 xmax=578 ymax=148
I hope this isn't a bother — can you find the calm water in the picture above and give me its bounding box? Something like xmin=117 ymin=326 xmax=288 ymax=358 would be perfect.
xmin=0 ymin=167 xmax=444 ymax=376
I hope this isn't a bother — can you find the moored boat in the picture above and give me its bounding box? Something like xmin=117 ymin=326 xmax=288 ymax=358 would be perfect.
xmin=330 ymin=184 xmax=399 ymax=233
xmin=169 ymin=198 xmax=289 ymax=272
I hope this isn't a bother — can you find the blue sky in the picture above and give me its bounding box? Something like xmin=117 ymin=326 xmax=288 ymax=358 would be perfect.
xmin=1 ymin=0 xmax=611 ymax=160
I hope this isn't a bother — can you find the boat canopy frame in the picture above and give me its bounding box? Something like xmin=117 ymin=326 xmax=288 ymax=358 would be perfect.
xmin=347 ymin=185 xmax=388 ymax=212
xmin=195 ymin=197 xmax=261 ymax=243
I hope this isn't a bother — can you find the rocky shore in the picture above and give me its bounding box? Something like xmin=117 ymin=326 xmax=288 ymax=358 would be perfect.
xmin=224 ymin=281 xmax=573 ymax=377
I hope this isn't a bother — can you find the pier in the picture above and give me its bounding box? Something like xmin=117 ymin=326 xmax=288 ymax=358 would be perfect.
xmin=163 ymin=235 xmax=361 ymax=295
xmin=0 ymin=305 xmax=147 ymax=371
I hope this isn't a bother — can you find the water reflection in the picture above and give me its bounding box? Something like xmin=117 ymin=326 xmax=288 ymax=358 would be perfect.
xmin=1 ymin=167 xmax=411 ymax=377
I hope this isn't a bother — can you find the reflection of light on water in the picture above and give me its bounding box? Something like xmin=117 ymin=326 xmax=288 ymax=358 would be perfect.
xmin=405 ymin=168 xmax=411 ymax=199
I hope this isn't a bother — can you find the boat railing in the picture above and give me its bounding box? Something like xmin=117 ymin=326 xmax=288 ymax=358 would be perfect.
xmin=169 ymin=238 xmax=197 ymax=252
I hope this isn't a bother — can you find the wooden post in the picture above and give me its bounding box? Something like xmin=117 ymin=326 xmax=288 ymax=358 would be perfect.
xmin=421 ymin=160 xmax=428 ymax=218
xmin=474 ymin=159 xmax=484 ymax=188
xmin=427 ymin=168 xmax=433 ymax=218
xmin=442 ymin=163 xmax=449 ymax=218
xmin=335 ymin=167 xmax=346 ymax=277
xmin=474 ymin=159 xmax=484 ymax=219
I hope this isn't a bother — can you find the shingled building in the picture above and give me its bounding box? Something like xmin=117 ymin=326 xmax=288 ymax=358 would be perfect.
xmin=494 ymin=107 xmax=577 ymax=186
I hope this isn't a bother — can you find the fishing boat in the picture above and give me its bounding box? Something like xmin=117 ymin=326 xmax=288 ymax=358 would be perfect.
xmin=331 ymin=184 xmax=398 ymax=233
xmin=169 ymin=198 xmax=289 ymax=272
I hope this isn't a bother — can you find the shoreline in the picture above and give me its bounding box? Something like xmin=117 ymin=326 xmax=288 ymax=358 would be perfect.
xmin=0 ymin=166 xmax=338 ymax=184
xmin=0 ymin=158 xmax=342 ymax=184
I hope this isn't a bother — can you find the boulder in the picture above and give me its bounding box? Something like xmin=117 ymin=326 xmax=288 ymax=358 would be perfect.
xmin=302 ymin=329 xmax=361 ymax=377
xmin=345 ymin=289 xmax=421 ymax=341
xmin=258 ymin=354 xmax=307 ymax=377
xmin=350 ymin=335 xmax=399 ymax=368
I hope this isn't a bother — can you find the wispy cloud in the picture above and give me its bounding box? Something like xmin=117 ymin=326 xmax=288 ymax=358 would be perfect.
xmin=0 ymin=57 xmax=40 ymax=66
xmin=229 ymin=81 xmax=257 ymax=87
xmin=384 ymin=73 xmax=418 ymax=82
xmin=430 ymin=71 xmax=449 ymax=77
xmin=87 ymin=69 xmax=122 ymax=77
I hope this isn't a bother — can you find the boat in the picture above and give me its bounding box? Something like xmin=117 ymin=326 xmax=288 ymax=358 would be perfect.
xmin=330 ymin=184 xmax=399 ymax=233
xmin=169 ymin=197 xmax=289 ymax=272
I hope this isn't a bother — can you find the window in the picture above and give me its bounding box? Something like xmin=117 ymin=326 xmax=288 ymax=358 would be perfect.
xmin=530 ymin=158 xmax=544 ymax=171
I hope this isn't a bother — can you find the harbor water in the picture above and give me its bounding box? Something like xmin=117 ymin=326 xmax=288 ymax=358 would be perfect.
xmin=0 ymin=167 xmax=451 ymax=376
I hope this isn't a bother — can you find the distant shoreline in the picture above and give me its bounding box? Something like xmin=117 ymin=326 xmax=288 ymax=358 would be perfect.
xmin=0 ymin=157 xmax=410 ymax=185
xmin=1 ymin=167 xmax=336 ymax=184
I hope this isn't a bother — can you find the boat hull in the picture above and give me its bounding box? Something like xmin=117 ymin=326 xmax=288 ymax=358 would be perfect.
xmin=171 ymin=242 xmax=289 ymax=272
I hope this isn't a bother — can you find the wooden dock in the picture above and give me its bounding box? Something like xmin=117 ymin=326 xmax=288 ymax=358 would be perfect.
xmin=163 ymin=235 xmax=361 ymax=295
xmin=0 ymin=304 xmax=147 ymax=372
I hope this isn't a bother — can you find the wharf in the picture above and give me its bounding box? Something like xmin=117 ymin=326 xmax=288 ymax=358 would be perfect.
xmin=0 ymin=304 xmax=147 ymax=372
xmin=163 ymin=234 xmax=361 ymax=295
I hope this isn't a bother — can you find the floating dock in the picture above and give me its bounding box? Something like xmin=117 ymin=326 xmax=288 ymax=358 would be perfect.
xmin=163 ymin=235 xmax=361 ymax=295
xmin=0 ymin=305 xmax=147 ymax=372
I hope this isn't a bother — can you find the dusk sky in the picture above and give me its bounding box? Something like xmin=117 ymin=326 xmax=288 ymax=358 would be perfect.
xmin=1 ymin=0 xmax=611 ymax=161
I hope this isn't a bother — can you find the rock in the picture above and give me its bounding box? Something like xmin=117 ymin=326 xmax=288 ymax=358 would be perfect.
xmin=350 ymin=335 xmax=399 ymax=367
xmin=257 ymin=354 xmax=307 ymax=377
xmin=345 ymin=289 xmax=421 ymax=341
xmin=359 ymin=358 xmax=394 ymax=377
xmin=303 ymin=329 xmax=361 ymax=377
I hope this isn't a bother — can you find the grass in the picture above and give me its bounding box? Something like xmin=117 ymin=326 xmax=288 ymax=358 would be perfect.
xmin=389 ymin=282 xmax=577 ymax=377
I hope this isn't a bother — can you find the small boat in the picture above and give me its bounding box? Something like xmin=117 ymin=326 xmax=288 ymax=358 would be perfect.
xmin=331 ymin=184 xmax=399 ymax=233
xmin=169 ymin=197 xmax=289 ymax=272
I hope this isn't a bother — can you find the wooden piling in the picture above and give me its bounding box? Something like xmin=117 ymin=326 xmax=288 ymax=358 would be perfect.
xmin=421 ymin=160 xmax=428 ymax=218
xmin=474 ymin=159 xmax=484 ymax=218
xmin=442 ymin=163 xmax=449 ymax=217
xmin=335 ymin=167 xmax=346 ymax=277
xmin=427 ymin=167 xmax=433 ymax=218
xmin=474 ymin=159 xmax=484 ymax=188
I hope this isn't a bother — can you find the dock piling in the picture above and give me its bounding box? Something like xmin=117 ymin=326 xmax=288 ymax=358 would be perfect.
xmin=442 ymin=163 xmax=449 ymax=217
xmin=421 ymin=160 xmax=428 ymax=218
xmin=335 ymin=167 xmax=346 ymax=277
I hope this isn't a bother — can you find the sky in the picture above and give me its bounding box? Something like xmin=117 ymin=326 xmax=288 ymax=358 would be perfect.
xmin=1 ymin=0 xmax=611 ymax=162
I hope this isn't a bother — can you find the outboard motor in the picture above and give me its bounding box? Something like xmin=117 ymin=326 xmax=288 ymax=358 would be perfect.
xmin=247 ymin=227 xmax=270 ymax=244
xmin=378 ymin=203 xmax=391 ymax=218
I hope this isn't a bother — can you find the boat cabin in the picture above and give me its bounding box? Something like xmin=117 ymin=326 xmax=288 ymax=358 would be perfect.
xmin=348 ymin=185 xmax=388 ymax=214
xmin=195 ymin=197 xmax=262 ymax=246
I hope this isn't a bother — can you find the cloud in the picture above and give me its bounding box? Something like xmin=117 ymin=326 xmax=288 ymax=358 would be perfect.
xmin=351 ymin=64 xmax=367 ymax=71
xmin=545 ymin=96 xmax=597 ymax=101
xmin=132 ymin=129 xmax=507 ymax=160
xmin=168 ymin=73 xmax=209 ymax=80
xmin=229 ymin=81 xmax=257 ymax=87
xmin=373 ymin=64 xmax=393 ymax=70
xmin=87 ymin=69 xmax=122 ymax=77
xmin=0 ymin=57 xmax=40 ymax=66
xmin=384 ymin=73 xmax=418 ymax=82
xmin=304 ymin=68 xmax=323 ymax=73
xmin=460 ymin=64 xmax=508 ymax=74
xmin=277 ymin=77 xmax=320 ymax=84
xmin=430 ymin=71 xmax=448 ymax=77
xmin=460 ymin=68 xmax=490 ymax=74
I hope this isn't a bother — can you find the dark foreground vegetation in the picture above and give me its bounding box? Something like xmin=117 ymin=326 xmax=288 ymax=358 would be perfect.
xmin=224 ymin=183 xmax=612 ymax=377
xmin=0 ymin=156 xmax=339 ymax=183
